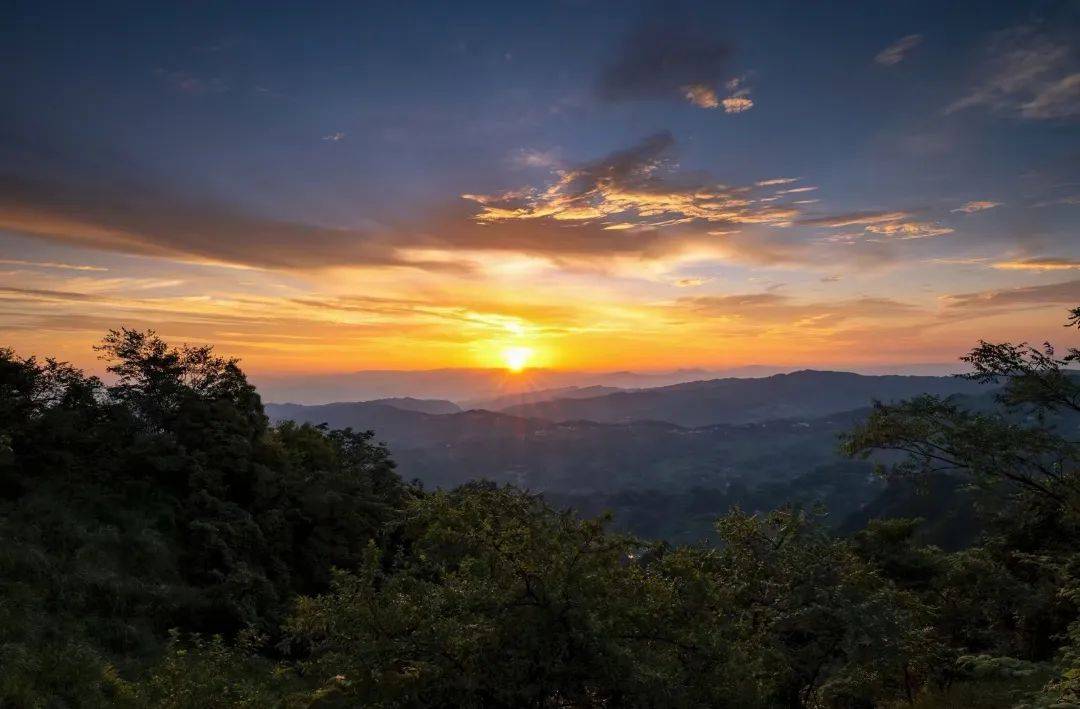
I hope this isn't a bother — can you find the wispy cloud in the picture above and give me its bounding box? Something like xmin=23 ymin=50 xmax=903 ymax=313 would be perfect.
xmin=0 ymin=258 xmax=108 ymax=271
xmin=943 ymin=278 xmax=1080 ymax=308
xmin=798 ymin=211 xmax=909 ymax=227
xmin=511 ymin=148 xmax=562 ymax=169
xmin=947 ymin=26 xmax=1080 ymax=120
xmin=672 ymin=277 xmax=710 ymax=287
xmin=463 ymin=132 xmax=801 ymax=229
xmin=756 ymin=177 xmax=799 ymax=187
xmin=0 ymin=173 xmax=443 ymax=272
xmin=322 ymin=132 xmax=346 ymax=142
xmin=1033 ymin=193 xmax=1080 ymax=208
xmin=951 ymin=200 xmax=1001 ymax=213
xmin=991 ymin=257 xmax=1080 ymax=271
xmin=675 ymin=293 xmax=921 ymax=334
xmin=865 ymin=221 xmax=954 ymax=239
xmin=875 ymin=34 xmax=923 ymax=66
xmin=800 ymin=210 xmax=951 ymax=241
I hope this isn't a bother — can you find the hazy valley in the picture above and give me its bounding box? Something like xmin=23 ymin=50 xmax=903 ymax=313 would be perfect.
xmin=265 ymin=370 xmax=996 ymax=543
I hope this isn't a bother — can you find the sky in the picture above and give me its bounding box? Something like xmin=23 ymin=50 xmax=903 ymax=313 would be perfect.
xmin=3 ymin=0 xmax=1080 ymax=377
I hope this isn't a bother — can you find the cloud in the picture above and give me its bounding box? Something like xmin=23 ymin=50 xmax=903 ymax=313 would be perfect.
xmin=0 ymin=258 xmax=108 ymax=271
xmin=681 ymin=292 xmax=788 ymax=309
xmin=951 ymin=200 xmax=1001 ymax=213
xmin=943 ymin=278 xmax=1080 ymax=308
xmin=673 ymin=277 xmax=710 ymax=287
xmin=463 ymin=132 xmax=803 ymax=230
xmin=0 ymin=286 xmax=105 ymax=303
xmin=676 ymin=293 xmax=921 ymax=332
xmin=864 ymin=221 xmax=954 ymax=239
xmin=947 ymin=26 xmax=1080 ymax=120
xmin=0 ymin=132 xmax=894 ymax=277
xmin=1022 ymin=72 xmax=1080 ymax=119
xmin=511 ymin=148 xmax=562 ymax=169
xmin=683 ymin=84 xmax=720 ymax=108
xmin=820 ymin=274 xmax=842 ymax=282
xmin=0 ymin=173 xmax=464 ymax=273
xmin=4 ymin=134 xmax=806 ymax=276
xmin=721 ymin=96 xmax=754 ymax=113
xmin=799 ymin=209 xmax=951 ymax=241
xmin=798 ymin=211 xmax=909 ymax=227
xmin=756 ymin=178 xmax=799 ymax=187
xmin=927 ymin=256 xmax=991 ymax=266
xmin=720 ymin=75 xmax=754 ymax=113
xmin=1033 ymin=193 xmax=1080 ymax=208
xmin=875 ymin=34 xmax=923 ymax=66
xmin=681 ymin=80 xmax=754 ymax=112
xmin=595 ymin=11 xmax=732 ymax=108
xmin=991 ymin=257 xmax=1080 ymax=271
xmin=322 ymin=132 xmax=346 ymax=142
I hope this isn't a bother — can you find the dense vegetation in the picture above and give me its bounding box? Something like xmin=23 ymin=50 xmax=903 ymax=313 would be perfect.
xmin=1 ymin=311 xmax=1078 ymax=707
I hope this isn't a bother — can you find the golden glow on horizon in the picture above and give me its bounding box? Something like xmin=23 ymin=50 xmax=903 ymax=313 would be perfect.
xmin=0 ymin=246 xmax=1075 ymax=378
xmin=501 ymin=346 xmax=534 ymax=372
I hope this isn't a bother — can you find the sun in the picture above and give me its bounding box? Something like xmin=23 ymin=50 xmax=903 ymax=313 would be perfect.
xmin=500 ymin=346 xmax=534 ymax=372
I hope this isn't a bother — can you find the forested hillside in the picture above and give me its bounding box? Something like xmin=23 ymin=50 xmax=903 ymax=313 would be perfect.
xmin=265 ymin=401 xmax=890 ymax=543
xmin=2 ymin=311 xmax=1079 ymax=707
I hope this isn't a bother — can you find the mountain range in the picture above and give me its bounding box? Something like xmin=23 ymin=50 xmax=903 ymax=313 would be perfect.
xmin=264 ymin=369 xmax=994 ymax=541
xmin=252 ymin=364 xmax=963 ymax=405
xmin=267 ymin=369 xmax=987 ymax=433
xmin=498 ymin=370 xmax=987 ymax=427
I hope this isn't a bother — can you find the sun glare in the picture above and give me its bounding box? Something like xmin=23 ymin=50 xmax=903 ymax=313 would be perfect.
xmin=501 ymin=346 xmax=534 ymax=372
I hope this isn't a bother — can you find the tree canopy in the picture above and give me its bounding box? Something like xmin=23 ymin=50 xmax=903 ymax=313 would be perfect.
xmin=2 ymin=314 xmax=1079 ymax=707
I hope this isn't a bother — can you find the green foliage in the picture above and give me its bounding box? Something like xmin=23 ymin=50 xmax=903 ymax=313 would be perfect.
xmin=2 ymin=311 xmax=1079 ymax=706
xmin=843 ymin=310 xmax=1080 ymax=516
xmin=1026 ymin=592 xmax=1080 ymax=708
xmin=287 ymin=484 xmax=685 ymax=706
xmin=285 ymin=488 xmax=934 ymax=707
xmin=133 ymin=630 xmax=288 ymax=709
xmin=0 ymin=330 xmax=409 ymax=705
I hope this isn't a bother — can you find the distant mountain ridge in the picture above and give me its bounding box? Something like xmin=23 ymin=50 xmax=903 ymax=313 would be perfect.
xmin=255 ymin=368 xmax=727 ymax=406
xmin=265 ymin=373 xmax=998 ymax=542
xmin=266 ymin=370 xmax=990 ymax=438
xmin=499 ymin=370 xmax=989 ymax=427
xmin=465 ymin=385 xmax=626 ymax=411
xmin=253 ymin=364 xmax=965 ymax=405
xmin=264 ymin=402 xmax=544 ymax=449
xmin=265 ymin=370 xmax=993 ymax=491
xmin=266 ymin=397 xmax=461 ymax=430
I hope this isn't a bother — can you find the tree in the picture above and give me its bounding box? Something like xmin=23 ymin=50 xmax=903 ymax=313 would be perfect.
xmin=0 ymin=331 xmax=411 ymax=705
xmin=842 ymin=306 xmax=1080 ymax=701
xmin=842 ymin=307 xmax=1080 ymax=516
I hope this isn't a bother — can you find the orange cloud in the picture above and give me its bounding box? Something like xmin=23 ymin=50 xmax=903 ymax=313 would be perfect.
xmin=683 ymin=84 xmax=720 ymax=108
xmin=865 ymin=221 xmax=954 ymax=239
xmin=799 ymin=211 xmax=909 ymax=227
xmin=992 ymin=257 xmax=1080 ymax=271
xmin=464 ymin=132 xmax=801 ymax=230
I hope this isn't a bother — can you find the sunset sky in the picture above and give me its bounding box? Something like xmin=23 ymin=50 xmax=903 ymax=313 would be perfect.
xmin=4 ymin=0 xmax=1079 ymax=377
